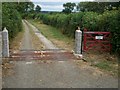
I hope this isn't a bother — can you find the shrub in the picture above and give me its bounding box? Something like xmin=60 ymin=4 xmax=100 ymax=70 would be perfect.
xmin=82 ymin=12 xmax=99 ymax=31
xmin=2 ymin=3 xmax=22 ymax=40
xmin=98 ymin=10 xmax=120 ymax=53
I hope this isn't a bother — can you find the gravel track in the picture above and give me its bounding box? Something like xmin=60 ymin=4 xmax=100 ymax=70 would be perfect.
xmin=25 ymin=20 xmax=59 ymax=50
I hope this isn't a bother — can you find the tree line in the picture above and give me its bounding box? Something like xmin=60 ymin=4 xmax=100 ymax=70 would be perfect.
xmin=63 ymin=2 xmax=120 ymax=14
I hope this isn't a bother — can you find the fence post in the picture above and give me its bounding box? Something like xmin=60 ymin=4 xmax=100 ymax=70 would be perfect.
xmin=2 ymin=27 xmax=9 ymax=57
xmin=75 ymin=28 xmax=82 ymax=55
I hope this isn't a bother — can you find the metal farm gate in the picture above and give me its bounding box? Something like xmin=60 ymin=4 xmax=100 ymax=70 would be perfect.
xmin=83 ymin=28 xmax=111 ymax=52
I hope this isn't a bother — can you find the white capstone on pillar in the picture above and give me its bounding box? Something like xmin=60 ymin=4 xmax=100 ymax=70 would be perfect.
xmin=75 ymin=28 xmax=82 ymax=55
xmin=2 ymin=27 xmax=9 ymax=57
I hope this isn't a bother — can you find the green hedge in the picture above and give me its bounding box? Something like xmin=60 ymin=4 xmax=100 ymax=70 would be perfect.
xmin=2 ymin=3 xmax=22 ymax=40
xmin=29 ymin=10 xmax=120 ymax=53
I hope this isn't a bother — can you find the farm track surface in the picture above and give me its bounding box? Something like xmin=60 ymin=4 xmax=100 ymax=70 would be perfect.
xmin=2 ymin=20 xmax=118 ymax=88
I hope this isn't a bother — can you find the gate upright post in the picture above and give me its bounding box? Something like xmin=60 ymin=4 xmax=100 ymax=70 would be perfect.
xmin=83 ymin=28 xmax=87 ymax=51
xmin=2 ymin=27 xmax=9 ymax=57
xmin=75 ymin=27 xmax=82 ymax=55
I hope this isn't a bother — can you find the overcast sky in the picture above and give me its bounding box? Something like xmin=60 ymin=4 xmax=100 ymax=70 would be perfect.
xmin=31 ymin=0 xmax=94 ymax=11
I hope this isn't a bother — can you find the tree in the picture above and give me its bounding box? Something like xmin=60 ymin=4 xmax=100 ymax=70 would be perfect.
xmin=15 ymin=2 xmax=34 ymax=18
xmin=35 ymin=5 xmax=41 ymax=12
xmin=62 ymin=2 xmax=76 ymax=14
xmin=77 ymin=2 xmax=120 ymax=13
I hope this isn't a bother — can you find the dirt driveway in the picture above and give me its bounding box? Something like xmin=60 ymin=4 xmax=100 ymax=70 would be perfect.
xmin=2 ymin=20 xmax=118 ymax=88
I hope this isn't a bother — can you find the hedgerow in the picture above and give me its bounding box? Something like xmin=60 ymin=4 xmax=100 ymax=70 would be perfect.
xmin=2 ymin=3 xmax=22 ymax=40
xmin=29 ymin=10 xmax=120 ymax=54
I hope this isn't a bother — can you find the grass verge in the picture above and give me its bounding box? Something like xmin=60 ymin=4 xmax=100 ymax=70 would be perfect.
xmin=84 ymin=52 xmax=118 ymax=76
xmin=27 ymin=22 xmax=45 ymax=50
xmin=9 ymin=26 xmax=24 ymax=52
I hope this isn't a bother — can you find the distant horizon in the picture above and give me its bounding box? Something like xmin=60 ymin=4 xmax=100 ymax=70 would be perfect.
xmin=33 ymin=2 xmax=79 ymax=12
xmin=32 ymin=0 xmax=94 ymax=12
